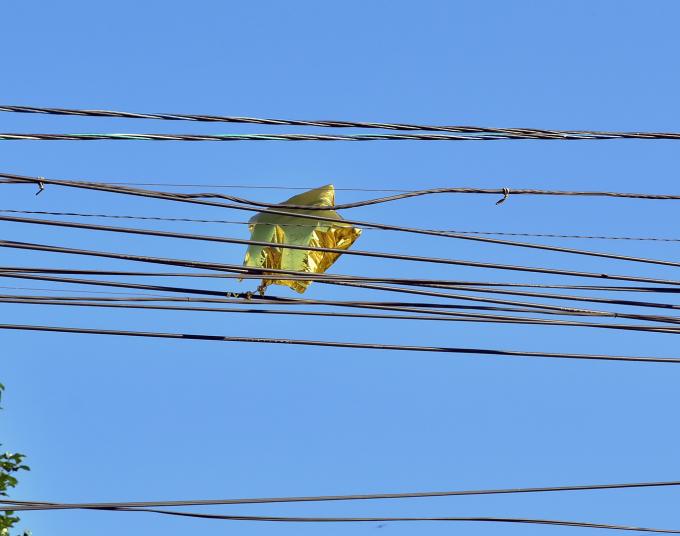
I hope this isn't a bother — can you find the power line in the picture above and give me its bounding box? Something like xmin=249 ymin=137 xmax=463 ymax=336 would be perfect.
xmin=6 ymin=247 xmax=680 ymax=325
xmin=9 ymin=271 xmax=680 ymax=322
xmin=8 ymin=268 xmax=680 ymax=317
xmin=6 ymin=130 xmax=680 ymax=141
xmin=0 ymin=508 xmax=678 ymax=534
xmin=4 ymin=297 xmax=678 ymax=334
xmin=0 ymin=284 xmax=152 ymax=296
xmin=0 ymin=132 xmax=633 ymax=142
xmin=6 ymin=174 xmax=680 ymax=271
xmin=3 ymin=104 xmax=680 ymax=141
xmin=4 ymin=267 xmax=680 ymax=294
xmin=0 ymin=297 xmax=470 ymax=324
xmin=5 ymin=479 xmax=680 ymax=509
xmin=7 ymin=268 xmax=680 ymax=313
xmin=1 ymin=322 xmax=679 ymax=363
xmin=4 ymin=238 xmax=680 ymax=297
xmin=3 ymin=211 xmax=680 ymax=279
xmin=3 ymin=293 xmax=597 ymax=321
xmin=69 ymin=183 xmax=416 ymax=192
xmin=166 ymin=187 xmax=680 ymax=209
xmin=3 ymin=208 xmax=679 ymax=242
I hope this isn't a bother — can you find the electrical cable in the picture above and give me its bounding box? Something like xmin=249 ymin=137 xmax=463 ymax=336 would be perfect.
xmin=3 ymin=297 xmax=678 ymax=333
xmin=0 ymin=322 xmax=679 ymax=363
xmin=3 ymin=210 xmax=680 ymax=280
xmin=5 ymin=174 xmax=680 ymax=273
xmin=2 ymin=208 xmax=679 ymax=242
xmin=4 ymin=479 xmax=680 ymax=509
xmin=3 ymin=104 xmax=680 ymax=141
xmin=4 ymin=239 xmax=680 ymax=314
xmin=0 ymin=132 xmax=641 ymax=141
xmin=6 ymin=254 xmax=680 ymax=326
xmin=7 ymin=268 xmax=680 ymax=314
xmin=3 ymin=267 xmax=680 ymax=294
xmin=0 ymin=507 xmax=677 ymax=534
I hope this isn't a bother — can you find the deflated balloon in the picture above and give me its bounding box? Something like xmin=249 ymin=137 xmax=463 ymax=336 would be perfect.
xmin=243 ymin=184 xmax=361 ymax=293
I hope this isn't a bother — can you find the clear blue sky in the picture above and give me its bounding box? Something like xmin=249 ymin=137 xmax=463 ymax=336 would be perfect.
xmin=3 ymin=1 xmax=680 ymax=535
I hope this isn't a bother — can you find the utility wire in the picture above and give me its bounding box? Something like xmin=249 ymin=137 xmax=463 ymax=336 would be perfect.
xmin=1 ymin=322 xmax=679 ymax=363
xmin=167 ymin=187 xmax=680 ymax=208
xmin=6 ymin=174 xmax=679 ymax=271
xmin=9 ymin=271 xmax=680 ymax=324
xmin=0 ymin=132 xmax=643 ymax=142
xmin=5 ymin=479 xmax=680 ymax=509
xmin=2 ymin=208 xmax=678 ymax=242
xmin=3 ymin=267 xmax=680 ymax=294
xmin=0 ymin=298 xmax=469 ymax=324
xmin=3 ymin=211 xmax=680 ymax=278
xmin=6 ymin=248 xmax=680 ymax=325
xmin=101 ymin=184 xmax=414 ymax=192
xmin=4 ymin=298 xmax=678 ymax=334
xmin=0 ymin=292 xmax=590 ymax=318
xmin=4 ymin=239 xmax=680 ymax=298
xmin=0 ymin=507 xmax=677 ymax=534
xmin=5 ymin=287 xmax=637 ymax=324
xmin=6 ymin=268 xmax=680 ymax=314
xmin=2 ymin=494 xmax=680 ymax=535
xmin=17 ymin=292 xmax=680 ymax=325
xmin=3 ymin=104 xmax=680 ymax=141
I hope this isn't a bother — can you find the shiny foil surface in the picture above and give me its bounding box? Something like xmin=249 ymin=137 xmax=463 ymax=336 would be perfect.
xmin=243 ymin=184 xmax=362 ymax=293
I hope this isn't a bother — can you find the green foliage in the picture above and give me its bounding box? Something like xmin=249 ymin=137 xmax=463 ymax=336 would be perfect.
xmin=0 ymin=383 xmax=30 ymax=536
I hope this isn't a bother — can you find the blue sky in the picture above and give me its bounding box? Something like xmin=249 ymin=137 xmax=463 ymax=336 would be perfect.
xmin=2 ymin=1 xmax=680 ymax=535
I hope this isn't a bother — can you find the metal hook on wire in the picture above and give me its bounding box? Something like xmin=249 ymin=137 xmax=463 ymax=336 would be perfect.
xmin=496 ymin=187 xmax=510 ymax=205
xmin=35 ymin=178 xmax=45 ymax=196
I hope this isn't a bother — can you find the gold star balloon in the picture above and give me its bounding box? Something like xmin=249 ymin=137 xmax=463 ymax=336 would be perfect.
xmin=243 ymin=184 xmax=361 ymax=293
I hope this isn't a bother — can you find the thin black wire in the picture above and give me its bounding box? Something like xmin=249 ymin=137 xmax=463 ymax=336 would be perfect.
xmin=3 ymin=211 xmax=680 ymax=279
xmin=5 ymin=479 xmax=680 ymax=509
xmin=0 ymin=298 xmax=468 ymax=324
xmin=3 ymin=208 xmax=679 ymax=242
xmin=6 ymin=240 xmax=680 ymax=318
xmin=325 ymin=280 xmax=680 ymax=324
xmin=0 ymin=284 xmax=152 ymax=296
xmin=102 ymin=184 xmax=413 ymax=192
xmin=4 ymin=267 xmax=680 ymax=294
xmin=4 ymin=288 xmax=628 ymax=324
xmin=4 ymin=104 xmax=680 ymax=141
xmin=1 ymin=292 xmax=589 ymax=319
xmin=6 ymin=174 xmax=680 ymax=273
xmin=0 ymin=132 xmax=632 ymax=141
xmin=20 ymin=292 xmax=680 ymax=325
xmin=171 ymin=187 xmax=680 ymax=208
xmin=4 ymin=298 xmax=678 ymax=334
xmin=6 ymin=268 xmax=680 ymax=314
xmin=6 ymin=251 xmax=680 ymax=325
xmin=0 ymin=506 xmax=677 ymax=534
xmin=1 ymin=322 xmax=680 ymax=363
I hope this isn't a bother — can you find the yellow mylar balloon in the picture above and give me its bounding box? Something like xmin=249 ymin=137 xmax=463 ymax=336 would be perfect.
xmin=243 ymin=184 xmax=361 ymax=293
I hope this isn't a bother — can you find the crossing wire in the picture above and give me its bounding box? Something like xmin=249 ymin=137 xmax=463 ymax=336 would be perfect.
xmin=5 ymin=239 xmax=680 ymax=300
xmin=0 ymin=508 xmax=678 ymax=534
xmin=4 ymin=297 xmax=679 ymax=334
xmin=5 ymin=479 xmax=680 ymax=509
xmin=2 ymin=208 xmax=679 ymax=242
xmin=5 ymin=268 xmax=680 ymax=314
xmin=6 ymin=243 xmax=680 ymax=325
xmin=6 ymin=174 xmax=680 ymax=273
xmin=3 ymin=267 xmax=680 ymax=294
xmin=2 ymin=208 xmax=680 ymax=272
xmin=3 ymin=104 xmax=680 ymax=141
